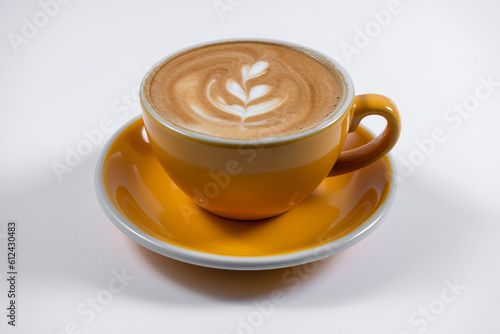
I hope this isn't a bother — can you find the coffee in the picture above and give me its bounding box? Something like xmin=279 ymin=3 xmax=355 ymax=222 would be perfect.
xmin=144 ymin=41 xmax=345 ymax=140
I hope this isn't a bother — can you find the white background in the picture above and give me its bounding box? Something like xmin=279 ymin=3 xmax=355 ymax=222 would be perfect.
xmin=1 ymin=0 xmax=499 ymax=333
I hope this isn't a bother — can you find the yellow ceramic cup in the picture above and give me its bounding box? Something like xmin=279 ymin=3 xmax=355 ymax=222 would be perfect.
xmin=141 ymin=39 xmax=401 ymax=220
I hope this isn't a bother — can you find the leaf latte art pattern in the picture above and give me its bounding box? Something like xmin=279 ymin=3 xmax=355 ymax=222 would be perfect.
xmin=206 ymin=61 xmax=287 ymax=122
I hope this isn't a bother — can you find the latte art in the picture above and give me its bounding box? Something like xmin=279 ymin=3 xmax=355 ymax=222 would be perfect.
xmin=146 ymin=41 xmax=344 ymax=139
xmin=205 ymin=61 xmax=288 ymax=123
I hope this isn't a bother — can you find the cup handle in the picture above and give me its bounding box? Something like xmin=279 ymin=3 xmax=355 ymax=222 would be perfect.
xmin=328 ymin=94 xmax=401 ymax=177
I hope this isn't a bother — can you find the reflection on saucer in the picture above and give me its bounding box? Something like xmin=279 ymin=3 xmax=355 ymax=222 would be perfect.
xmin=96 ymin=116 xmax=396 ymax=270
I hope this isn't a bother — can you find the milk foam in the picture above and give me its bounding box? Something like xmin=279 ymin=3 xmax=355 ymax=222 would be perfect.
xmin=146 ymin=41 xmax=344 ymax=139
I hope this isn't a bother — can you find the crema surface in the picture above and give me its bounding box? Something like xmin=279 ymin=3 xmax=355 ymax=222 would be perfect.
xmin=146 ymin=41 xmax=344 ymax=139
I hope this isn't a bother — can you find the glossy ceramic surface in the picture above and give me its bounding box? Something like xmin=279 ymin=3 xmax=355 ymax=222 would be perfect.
xmin=96 ymin=116 xmax=397 ymax=270
xmin=140 ymin=39 xmax=400 ymax=220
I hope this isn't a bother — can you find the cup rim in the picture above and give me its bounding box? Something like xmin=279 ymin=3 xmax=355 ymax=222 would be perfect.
xmin=140 ymin=38 xmax=355 ymax=146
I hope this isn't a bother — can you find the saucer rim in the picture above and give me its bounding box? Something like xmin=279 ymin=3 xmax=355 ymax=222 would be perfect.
xmin=95 ymin=115 xmax=398 ymax=270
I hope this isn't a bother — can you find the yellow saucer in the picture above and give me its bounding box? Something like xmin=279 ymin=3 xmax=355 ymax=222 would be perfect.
xmin=96 ymin=116 xmax=396 ymax=270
